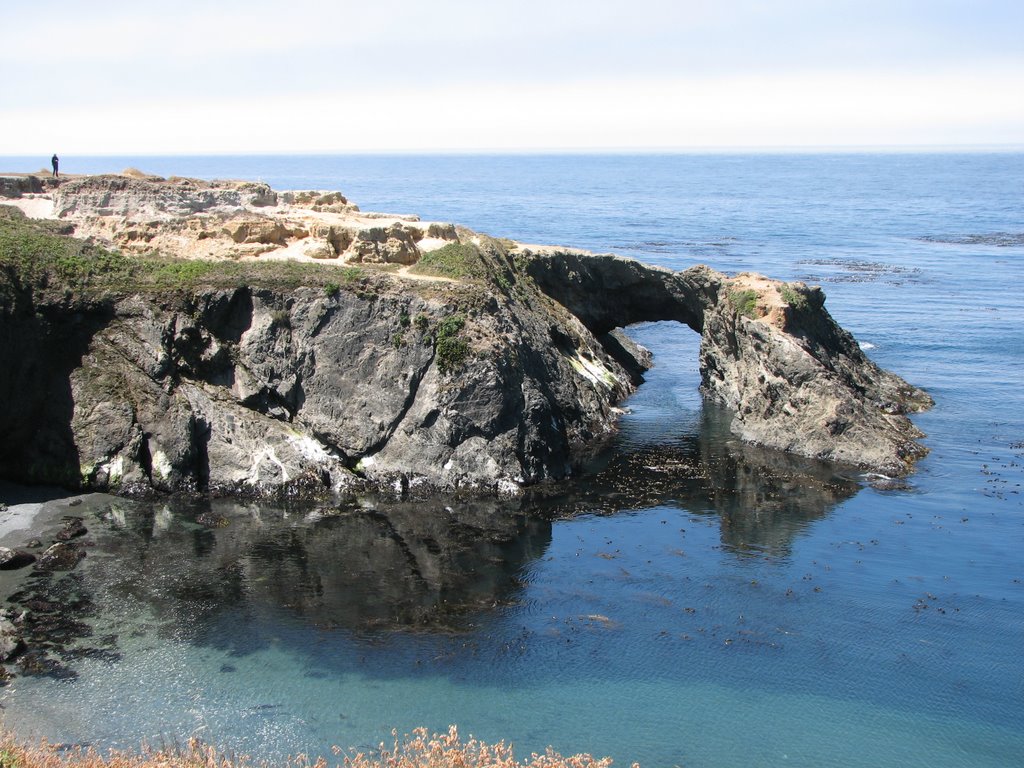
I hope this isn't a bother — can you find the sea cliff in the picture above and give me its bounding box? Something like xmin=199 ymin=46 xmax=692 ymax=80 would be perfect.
xmin=0 ymin=173 xmax=932 ymax=498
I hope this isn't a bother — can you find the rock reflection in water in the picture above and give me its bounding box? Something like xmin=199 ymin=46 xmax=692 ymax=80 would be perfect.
xmin=3 ymin=410 xmax=861 ymax=678
xmin=94 ymin=496 xmax=550 ymax=638
xmin=542 ymin=408 xmax=862 ymax=558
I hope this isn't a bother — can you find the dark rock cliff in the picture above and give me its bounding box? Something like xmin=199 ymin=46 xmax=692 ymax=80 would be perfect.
xmin=0 ymin=233 xmax=640 ymax=497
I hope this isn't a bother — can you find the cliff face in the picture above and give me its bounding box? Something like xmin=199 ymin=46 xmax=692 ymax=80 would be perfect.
xmin=697 ymin=274 xmax=933 ymax=473
xmin=0 ymin=267 xmax=636 ymax=498
xmin=0 ymin=174 xmax=932 ymax=498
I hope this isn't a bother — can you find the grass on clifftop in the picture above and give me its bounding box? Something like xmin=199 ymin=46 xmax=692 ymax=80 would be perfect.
xmin=777 ymin=283 xmax=809 ymax=312
xmin=0 ymin=726 xmax=633 ymax=768
xmin=410 ymin=242 xmax=489 ymax=280
xmin=0 ymin=206 xmax=366 ymax=303
xmin=0 ymin=208 xmax=135 ymax=296
xmin=727 ymin=288 xmax=760 ymax=318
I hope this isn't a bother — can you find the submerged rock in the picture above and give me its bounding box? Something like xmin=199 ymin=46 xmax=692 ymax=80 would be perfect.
xmin=54 ymin=516 xmax=88 ymax=541
xmin=36 ymin=542 xmax=86 ymax=571
xmin=0 ymin=615 xmax=24 ymax=662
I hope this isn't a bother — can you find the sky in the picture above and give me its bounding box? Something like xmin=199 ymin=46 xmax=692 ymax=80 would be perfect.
xmin=2 ymin=0 xmax=1023 ymax=154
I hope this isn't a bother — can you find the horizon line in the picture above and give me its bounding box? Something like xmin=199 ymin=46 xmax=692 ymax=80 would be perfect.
xmin=2 ymin=143 xmax=1023 ymax=159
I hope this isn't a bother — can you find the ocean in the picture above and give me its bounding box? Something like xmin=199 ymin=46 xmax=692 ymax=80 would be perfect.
xmin=0 ymin=152 xmax=1022 ymax=767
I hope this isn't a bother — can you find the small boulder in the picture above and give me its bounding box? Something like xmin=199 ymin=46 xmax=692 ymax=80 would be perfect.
xmin=0 ymin=547 xmax=36 ymax=570
xmin=0 ymin=616 xmax=24 ymax=662
xmin=36 ymin=542 xmax=86 ymax=571
xmin=304 ymin=239 xmax=339 ymax=260
xmin=426 ymin=222 xmax=458 ymax=241
xmin=54 ymin=516 xmax=88 ymax=541
xmin=349 ymin=224 xmax=421 ymax=265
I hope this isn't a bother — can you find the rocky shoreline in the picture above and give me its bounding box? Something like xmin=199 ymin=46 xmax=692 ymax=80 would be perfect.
xmin=0 ymin=487 xmax=100 ymax=685
xmin=0 ymin=172 xmax=932 ymax=500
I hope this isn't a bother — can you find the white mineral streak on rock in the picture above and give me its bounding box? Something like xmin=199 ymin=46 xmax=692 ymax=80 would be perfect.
xmin=150 ymin=450 xmax=174 ymax=482
xmin=568 ymin=351 xmax=615 ymax=389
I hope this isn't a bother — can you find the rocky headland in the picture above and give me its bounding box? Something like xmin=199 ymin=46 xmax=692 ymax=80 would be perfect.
xmin=0 ymin=171 xmax=932 ymax=499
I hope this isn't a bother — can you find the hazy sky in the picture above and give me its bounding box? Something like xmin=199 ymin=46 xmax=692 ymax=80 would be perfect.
xmin=3 ymin=0 xmax=1022 ymax=153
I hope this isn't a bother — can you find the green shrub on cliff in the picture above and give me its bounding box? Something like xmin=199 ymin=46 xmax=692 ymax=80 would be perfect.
xmin=727 ymin=288 xmax=759 ymax=318
xmin=412 ymin=242 xmax=488 ymax=280
xmin=435 ymin=313 xmax=469 ymax=373
xmin=150 ymin=259 xmax=220 ymax=284
xmin=0 ymin=205 xmax=138 ymax=300
xmin=778 ymin=283 xmax=809 ymax=311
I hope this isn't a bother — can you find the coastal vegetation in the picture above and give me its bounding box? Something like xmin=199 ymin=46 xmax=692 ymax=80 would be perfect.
xmin=727 ymin=287 xmax=759 ymax=318
xmin=433 ymin=313 xmax=470 ymax=373
xmin=410 ymin=239 xmax=519 ymax=298
xmin=410 ymin=242 xmax=488 ymax=280
xmin=0 ymin=727 xmax=631 ymax=768
xmin=777 ymin=284 xmax=809 ymax=312
xmin=0 ymin=206 xmax=366 ymax=304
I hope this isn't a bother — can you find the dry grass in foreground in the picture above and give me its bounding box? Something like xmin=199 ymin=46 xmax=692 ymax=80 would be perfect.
xmin=0 ymin=726 xmax=638 ymax=768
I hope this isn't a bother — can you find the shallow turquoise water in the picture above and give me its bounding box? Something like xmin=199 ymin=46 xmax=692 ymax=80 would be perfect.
xmin=1 ymin=153 xmax=1022 ymax=767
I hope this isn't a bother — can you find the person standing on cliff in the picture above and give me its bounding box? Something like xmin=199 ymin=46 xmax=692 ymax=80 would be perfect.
xmin=51 ymin=154 xmax=59 ymax=178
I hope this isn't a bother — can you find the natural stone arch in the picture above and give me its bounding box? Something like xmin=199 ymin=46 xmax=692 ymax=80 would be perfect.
xmin=521 ymin=249 xmax=933 ymax=476
xmin=522 ymin=250 xmax=711 ymax=335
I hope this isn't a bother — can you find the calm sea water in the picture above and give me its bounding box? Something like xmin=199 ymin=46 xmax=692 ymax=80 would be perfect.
xmin=1 ymin=153 xmax=1022 ymax=767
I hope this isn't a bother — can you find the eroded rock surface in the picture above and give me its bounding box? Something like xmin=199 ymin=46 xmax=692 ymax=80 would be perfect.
xmin=0 ymin=614 xmax=24 ymax=662
xmin=43 ymin=174 xmax=437 ymax=265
